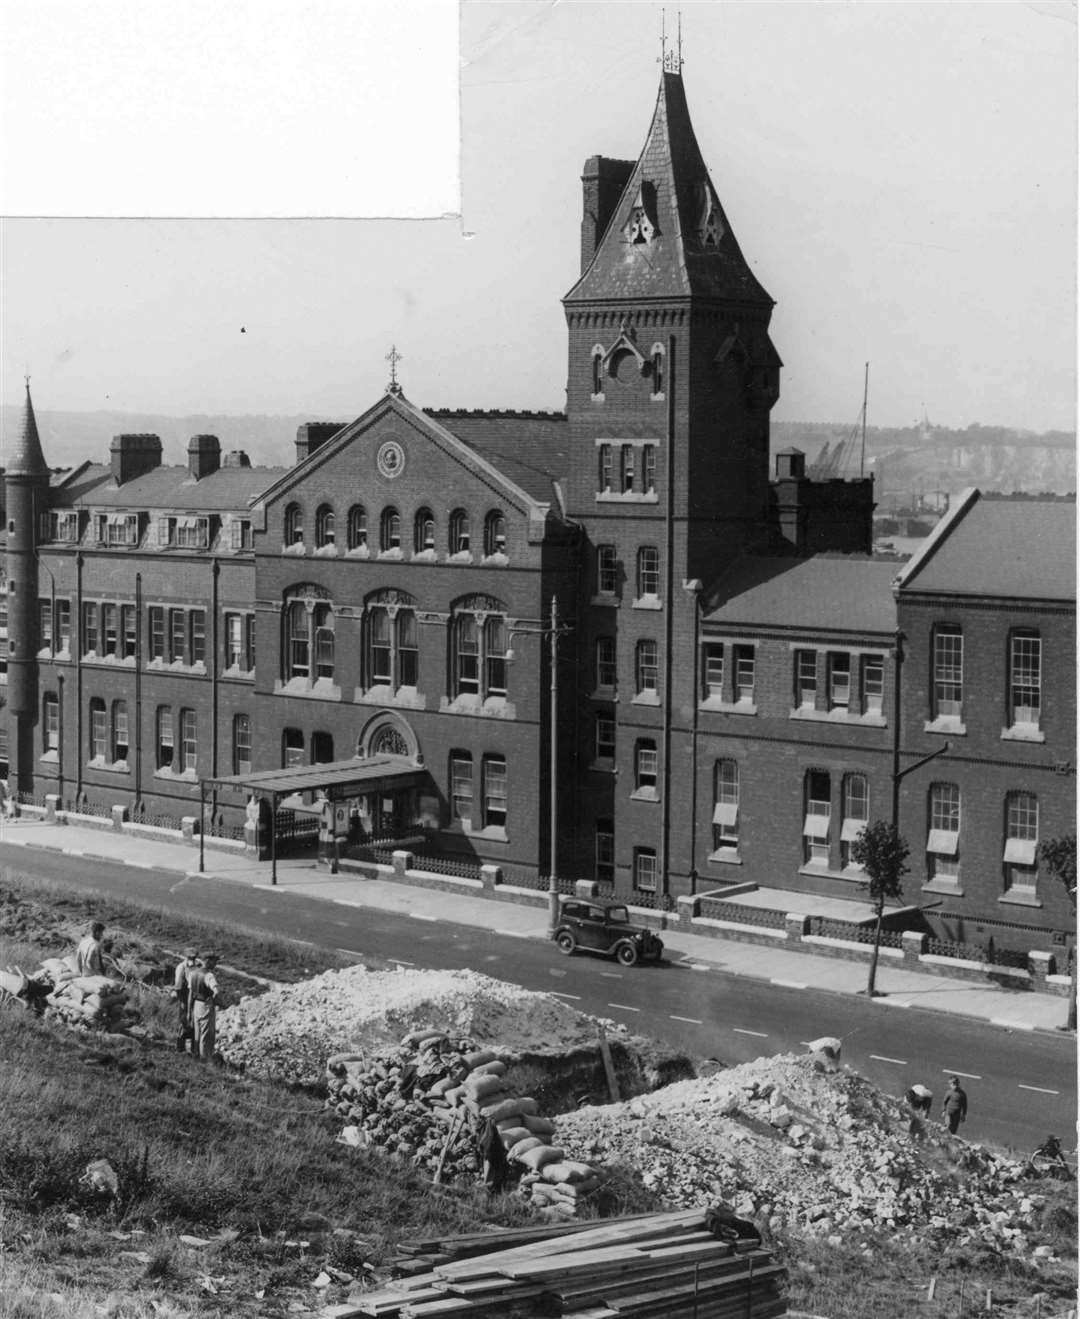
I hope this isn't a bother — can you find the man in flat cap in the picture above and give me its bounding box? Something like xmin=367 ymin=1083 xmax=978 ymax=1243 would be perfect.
xmin=172 ymin=948 xmax=200 ymax=1053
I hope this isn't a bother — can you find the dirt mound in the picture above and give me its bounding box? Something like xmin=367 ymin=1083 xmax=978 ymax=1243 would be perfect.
xmin=216 ymin=965 xmax=631 ymax=1085
xmin=557 ymin=1051 xmax=1044 ymax=1253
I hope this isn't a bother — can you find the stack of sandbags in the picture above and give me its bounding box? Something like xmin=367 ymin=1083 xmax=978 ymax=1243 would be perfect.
xmin=41 ymin=964 xmax=130 ymax=1030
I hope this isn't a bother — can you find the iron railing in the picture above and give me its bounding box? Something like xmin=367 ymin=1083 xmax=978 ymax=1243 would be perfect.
xmin=698 ymin=897 xmax=787 ymax=929
xmin=808 ymin=916 xmax=904 ymax=948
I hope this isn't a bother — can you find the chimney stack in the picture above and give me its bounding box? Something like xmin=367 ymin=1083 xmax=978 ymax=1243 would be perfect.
xmin=109 ymin=434 xmax=162 ymax=486
xmin=295 ymin=422 xmax=345 ymax=465
xmin=187 ymin=433 xmax=221 ymax=480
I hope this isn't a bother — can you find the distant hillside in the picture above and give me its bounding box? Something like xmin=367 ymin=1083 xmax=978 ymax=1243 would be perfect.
xmin=772 ymin=420 xmax=1076 ymax=502
xmin=2 ymin=407 xmax=1074 ymax=499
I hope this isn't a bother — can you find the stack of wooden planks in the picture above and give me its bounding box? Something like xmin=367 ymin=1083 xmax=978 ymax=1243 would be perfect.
xmin=321 ymin=1209 xmax=786 ymax=1318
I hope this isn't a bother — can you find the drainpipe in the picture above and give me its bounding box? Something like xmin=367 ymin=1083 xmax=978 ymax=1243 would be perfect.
xmin=685 ymin=578 xmax=702 ymax=889
xmin=210 ymin=559 xmax=220 ymax=829
xmin=74 ymin=552 xmax=83 ymax=807
xmin=659 ymin=333 xmax=677 ymax=911
xmin=134 ymin=572 xmax=142 ymax=815
xmin=56 ymin=671 xmax=64 ymax=808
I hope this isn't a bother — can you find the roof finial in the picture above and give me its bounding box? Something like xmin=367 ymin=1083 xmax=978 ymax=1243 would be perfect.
xmin=385 ymin=344 xmax=403 ymax=395
xmin=660 ymin=8 xmax=683 ymax=74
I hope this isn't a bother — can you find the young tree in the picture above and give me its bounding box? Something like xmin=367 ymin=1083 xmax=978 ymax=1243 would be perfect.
xmin=850 ymin=820 xmax=910 ymax=997
xmin=1039 ymin=832 xmax=1077 ymax=1031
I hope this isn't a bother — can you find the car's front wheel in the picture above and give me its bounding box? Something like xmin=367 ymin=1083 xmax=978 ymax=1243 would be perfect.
xmin=615 ymin=941 xmax=639 ymax=967
xmin=555 ymin=931 xmax=576 ymax=956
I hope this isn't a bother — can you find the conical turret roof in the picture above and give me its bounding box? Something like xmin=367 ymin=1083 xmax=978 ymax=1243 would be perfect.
xmin=566 ymin=71 xmax=772 ymax=305
xmin=7 ymin=380 xmax=48 ymax=476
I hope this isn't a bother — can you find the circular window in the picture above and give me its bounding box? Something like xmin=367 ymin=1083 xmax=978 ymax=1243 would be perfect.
xmin=377 ymin=439 xmax=406 ymax=479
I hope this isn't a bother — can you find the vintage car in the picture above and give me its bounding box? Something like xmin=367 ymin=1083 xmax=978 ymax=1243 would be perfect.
xmin=552 ymin=899 xmax=664 ymax=966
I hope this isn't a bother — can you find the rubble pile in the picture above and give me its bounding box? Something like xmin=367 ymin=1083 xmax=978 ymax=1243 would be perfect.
xmin=327 ymin=1029 xmax=603 ymax=1216
xmin=556 ymin=1047 xmax=1042 ymax=1252
xmin=217 ymin=965 xmax=627 ymax=1086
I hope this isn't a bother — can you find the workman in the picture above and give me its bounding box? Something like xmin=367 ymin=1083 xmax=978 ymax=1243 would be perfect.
xmin=172 ymin=949 xmax=200 ymax=1053
xmin=185 ymin=952 xmax=221 ymax=1062
xmin=75 ymin=922 xmax=107 ymax=977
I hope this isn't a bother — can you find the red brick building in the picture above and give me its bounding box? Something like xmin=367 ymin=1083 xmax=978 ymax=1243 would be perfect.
xmin=2 ymin=68 xmax=1073 ymax=953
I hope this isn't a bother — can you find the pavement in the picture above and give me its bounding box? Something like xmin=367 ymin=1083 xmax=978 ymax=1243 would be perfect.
xmin=0 ymin=814 xmax=1073 ymax=1037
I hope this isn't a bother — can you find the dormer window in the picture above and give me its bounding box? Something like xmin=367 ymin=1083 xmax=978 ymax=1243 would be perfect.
xmin=160 ymin=515 xmax=210 ymax=549
xmin=94 ymin=513 xmax=140 ymax=546
xmin=698 ymin=186 xmax=724 ymax=248
xmin=625 ymin=185 xmax=656 ymax=245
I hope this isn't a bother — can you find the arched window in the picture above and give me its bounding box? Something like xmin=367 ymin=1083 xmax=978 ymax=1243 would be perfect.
xmin=315 ymin=504 xmax=335 ymax=548
xmin=364 ymin=591 xmax=419 ymax=691
xmin=111 ymin=699 xmax=129 ymax=763
xmin=414 ymin=507 xmax=436 ymax=554
xmin=650 ymin=346 xmax=665 ymax=396
xmin=313 ymin=604 xmax=335 ymax=679
xmin=713 ymin=759 xmax=739 ymax=853
xmin=636 ymin=546 xmax=660 ymax=599
xmin=841 ymin=773 xmax=869 ymax=867
xmin=592 ymin=349 xmax=605 ymax=396
xmin=347 ymin=505 xmax=368 ymax=550
xmin=284 ymin=503 xmax=303 ymax=546
xmin=449 ymin=509 xmax=471 ymax=555
xmin=484 ymin=511 xmax=507 ymax=557
xmin=156 ymin=706 xmax=173 ymax=769
xmin=454 ymin=614 xmax=479 ymax=694
xmin=233 ymin=713 xmax=252 ymax=775
xmin=285 ymin=600 xmax=309 ymax=678
xmin=380 ymin=506 xmax=401 ymax=553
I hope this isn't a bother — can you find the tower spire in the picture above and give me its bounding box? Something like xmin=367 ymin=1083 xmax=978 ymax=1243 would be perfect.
xmin=8 ymin=375 xmax=48 ymax=476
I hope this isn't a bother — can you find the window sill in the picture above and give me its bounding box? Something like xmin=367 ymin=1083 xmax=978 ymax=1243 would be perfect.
xmin=999 ymin=888 xmax=1043 ymax=909
xmin=922 ymin=878 xmax=965 ymax=897
xmin=595 ymin=491 xmax=659 ymax=505
xmin=223 ymin=665 xmax=255 ymax=681
xmin=1001 ymin=724 xmax=1045 ymax=744
xmin=707 ymin=849 xmax=742 ymax=866
xmin=39 ymin=751 xmax=59 ymax=764
xmin=354 ymin=685 xmax=427 ymax=711
xmin=313 ymin=544 xmax=338 ymax=557
xmin=631 ymin=692 xmax=660 ymax=707
xmin=84 ymin=654 xmax=137 ymax=668
xmin=275 ymin=677 xmax=342 ymax=700
xmin=440 ymin=694 xmax=517 ymax=719
xmin=481 ymin=553 xmax=508 ymax=567
xmin=153 ymin=768 xmax=198 ymax=782
xmin=924 ymin=717 xmax=965 ymax=736
xmin=282 ymin=543 xmax=306 ymax=555
xmin=589 ymin=687 xmax=617 ymax=703
xmin=590 ymin=393 xmax=605 ymax=403
xmin=447 ymin=551 xmax=473 ymax=564
xmin=790 ymin=707 xmax=887 ymax=728
xmin=345 ymin=546 xmax=371 ymax=559
xmin=589 ymin=758 xmax=616 ymax=774
xmin=631 ymin=596 xmax=663 ymax=611
xmin=700 ymin=698 xmax=758 ymax=717
xmin=147 ymin=659 xmax=206 ymax=675
xmin=378 ymin=548 xmax=404 ymax=561
xmin=630 ymin=787 xmax=660 ymax=803
xmin=411 ymin=549 xmax=437 ymax=563
xmin=85 ymin=759 xmax=131 ymax=775
xmin=589 ymin=596 xmax=619 ymax=608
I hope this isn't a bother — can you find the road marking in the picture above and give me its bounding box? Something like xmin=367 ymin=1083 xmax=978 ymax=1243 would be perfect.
xmin=600 ymin=971 xmax=623 ymax=979
xmin=688 ymin=964 xmax=712 ymax=972
xmin=608 ymin=1003 xmax=640 ymax=1012
xmin=878 ymin=998 xmax=912 ymax=1008
xmin=550 ymin=991 xmax=582 ymax=1001
xmin=387 ymin=957 xmax=414 ymax=966
xmin=870 ymin=1055 xmax=908 ymax=1066
xmin=548 ymin=968 xmax=567 ymax=978
xmin=733 ymin=1028 xmax=768 ymax=1038
xmin=1018 ymin=1084 xmax=1060 ymax=1096
xmin=992 ymin=1018 xmax=1035 ymax=1032
xmin=670 ymin=1015 xmax=703 ymax=1025
xmin=941 ymin=1069 xmax=982 ymax=1081
xmin=770 ymin=978 xmax=807 ymax=989
xmin=410 ymin=913 xmax=438 ymax=922
xmin=335 ymin=949 xmax=366 ymax=959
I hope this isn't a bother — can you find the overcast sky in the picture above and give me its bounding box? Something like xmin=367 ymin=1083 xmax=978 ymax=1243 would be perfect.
xmin=1 ymin=1 xmax=1075 ymax=434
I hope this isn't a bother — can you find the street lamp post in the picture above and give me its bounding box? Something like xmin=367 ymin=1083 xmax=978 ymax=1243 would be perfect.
xmin=547 ymin=595 xmax=560 ymax=936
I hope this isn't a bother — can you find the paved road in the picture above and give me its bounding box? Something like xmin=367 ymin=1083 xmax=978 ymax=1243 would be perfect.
xmin=3 ymin=842 xmax=1074 ymax=1156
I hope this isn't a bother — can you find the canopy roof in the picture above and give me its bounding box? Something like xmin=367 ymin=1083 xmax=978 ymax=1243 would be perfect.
xmin=204 ymin=755 xmax=428 ymax=800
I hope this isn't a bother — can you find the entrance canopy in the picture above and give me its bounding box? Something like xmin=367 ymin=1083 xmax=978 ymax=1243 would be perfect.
xmin=203 ymin=754 xmax=428 ymax=802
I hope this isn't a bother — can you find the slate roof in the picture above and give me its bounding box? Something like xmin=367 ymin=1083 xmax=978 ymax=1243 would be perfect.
xmin=702 ymin=556 xmax=898 ymax=634
xmin=50 ymin=462 xmax=286 ymax=511
xmin=7 ymin=384 xmax=48 ymax=476
xmin=896 ymin=493 xmax=1076 ymax=602
xmin=426 ymin=410 xmax=569 ymax=505
xmin=566 ymin=72 xmax=773 ymax=305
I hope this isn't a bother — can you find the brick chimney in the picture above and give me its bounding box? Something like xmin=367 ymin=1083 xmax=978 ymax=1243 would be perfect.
xmin=580 ymin=156 xmax=635 ymax=274
xmin=223 ymin=450 xmax=251 ymax=468
xmin=295 ymin=422 xmax=345 ymax=464
xmin=187 ymin=434 xmax=221 ymax=480
xmin=109 ymin=434 xmax=162 ymax=486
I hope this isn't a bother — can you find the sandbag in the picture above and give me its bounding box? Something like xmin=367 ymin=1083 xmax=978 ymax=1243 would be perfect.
xmin=497 ymin=1126 xmax=532 ymax=1147
xmin=401 ymin=1029 xmax=446 ymax=1048
xmin=463 ymin=1049 xmax=497 ymax=1070
xmin=443 ymin=1085 xmax=466 ymax=1106
xmin=527 ymin=1181 xmax=564 ymax=1204
xmin=426 ymin=1077 xmax=456 ymax=1097
xmin=516 ymin=1144 xmax=565 ymax=1171
xmin=547 ymin=1175 xmax=601 ymax=1198
xmin=521 ymin=1114 xmax=557 ymax=1136
xmin=327 ymin=1052 xmax=367 ymax=1071
xmin=508 ymin=1136 xmax=546 ymax=1161
xmin=468 ymin=1060 xmax=507 ymax=1078
xmin=481 ymin=1096 xmax=538 ymax=1122
xmin=464 ymin=1074 xmax=505 ymax=1101
xmin=540 ymin=1160 xmax=596 ymax=1184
